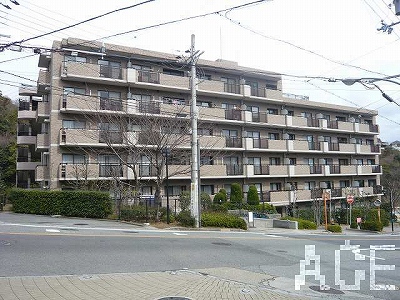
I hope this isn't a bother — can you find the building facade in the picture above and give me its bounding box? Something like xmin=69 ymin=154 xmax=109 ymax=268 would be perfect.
xmin=16 ymin=37 xmax=382 ymax=213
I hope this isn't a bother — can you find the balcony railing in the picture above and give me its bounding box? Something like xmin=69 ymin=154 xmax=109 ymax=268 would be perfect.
xmin=328 ymin=143 xmax=339 ymax=151
xmin=253 ymin=165 xmax=270 ymax=175
xmin=225 ymin=109 xmax=242 ymax=120
xmin=226 ymin=165 xmax=243 ymax=175
xmin=329 ymin=164 xmax=341 ymax=174
xmin=253 ymin=138 xmax=268 ymax=149
xmin=225 ymin=137 xmax=242 ymax=148
xmin=308 ymin=142 xmax=321 ymax=150
xmin=250 ymin=87 xmax=266 ymax=97
xmin=99 ymin=131 xmax=123 ymax=144
xmin=138 ymin=100 xmax=161 ymax=114
xmin=224 ymin=83 xmax=240 ymax=94
xmin=138 ymin=165 xmax=158 ymax=177
xmin=370 ymin=144 xmax=380 ymax=153
xmin=369 ymin=124 xmax=379 ymax=132
xmin=137 ymin=70 xmax=160 ymax=84
xmin=310 ymin=165 xmax=322 ymax=174
xmin=99 ymin=164 xmax=123 ymax=177
xmin=307 ymin=118 xmax=319 ymax=127
xmin=327 ymin=120 xmax=338 ymax=129
xmin=100 ymin=98 xmax=122 ymax=111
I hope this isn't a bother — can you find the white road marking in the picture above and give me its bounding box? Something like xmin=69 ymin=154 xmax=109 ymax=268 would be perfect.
xmin=46 ymin=229 xmax=61 ymax=233
xmin=173 ymin=232 xmax=188 ymax=236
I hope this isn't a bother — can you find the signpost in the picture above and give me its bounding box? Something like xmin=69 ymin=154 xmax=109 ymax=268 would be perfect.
xmin=347 ymin=195 xmax=354 ymax=227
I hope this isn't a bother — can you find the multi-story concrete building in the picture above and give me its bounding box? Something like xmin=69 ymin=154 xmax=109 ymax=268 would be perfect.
xmin=16 ymin=37 xmax=383 ymax=213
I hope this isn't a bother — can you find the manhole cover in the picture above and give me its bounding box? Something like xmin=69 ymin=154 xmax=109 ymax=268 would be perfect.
xmin=73 ymin=223 xmax=88 ymax=226
xmin=211 ymin=242 xmax=231 ymax=246
xmin=309 ymin=286 xmax=344 ymax=294
xmin=157 ymin=298 xmax=192 ymax=300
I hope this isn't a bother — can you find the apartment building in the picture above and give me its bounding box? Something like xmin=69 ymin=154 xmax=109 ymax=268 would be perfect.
xmin=16 ymin=37 xmax=382 ymax=213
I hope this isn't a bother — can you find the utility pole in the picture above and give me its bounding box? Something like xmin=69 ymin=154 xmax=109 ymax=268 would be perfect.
xmin=189 ymin=34 xmax=203 ymax=228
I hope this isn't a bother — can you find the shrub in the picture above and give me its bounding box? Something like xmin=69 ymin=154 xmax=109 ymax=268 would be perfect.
xmin=9 ymin=189 xmax=112 ymax=218
xmin=361 ymin=220 xmax=383 ymax=231
xmin=200 ymin=192 xmax=212 ymax=211
xmin=281 ymin=216 xmax=317 ymax=230
xmin=327 ymin=224 xmax=342 ymax=233
xmin=246 ymin=185 xmax=259 ymax=206
xmin=161 ymin=213 xmax=175 ymax=223
xmin=201 ymin=212 xmax=247 ymax=230
xmin=179 ymin=191 xmax=191 ymax=211
xmin=213 ymin=189 xmax=227 ymax=204
xmin=229 ymin=183 xmax=243 ymax=205
xmin=176 ymin=210 xmax=195 ymax=227
xmin=210 ymin=204 xmax=228 ymax=212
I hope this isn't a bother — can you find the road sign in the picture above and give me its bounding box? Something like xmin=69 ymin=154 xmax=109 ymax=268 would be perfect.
xmin=347 ymin=195 xmax=354 ymax=204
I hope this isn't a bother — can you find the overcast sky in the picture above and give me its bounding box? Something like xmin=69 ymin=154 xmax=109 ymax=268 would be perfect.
xmin=1 ymin=0 xmax=400 ymax=142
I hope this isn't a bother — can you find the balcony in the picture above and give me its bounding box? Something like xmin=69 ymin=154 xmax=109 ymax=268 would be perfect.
xmin=252 ymin=139 xmax=287 ymax=151
xmin=61 ymin=94 xmax=100 ymax=111
xmin=59 ymin=163 xmax=102 ymax=180
xmin=226 ymin=165 xmax=243 ymax=175
xmin=35 ymin=165 xmax=48 ymax=181
xmin=61 ymin=128 xmax=99 ymax=145
xmin=17 ymin=161 xmax=41 ymax=171
xmin=61 ymin=61 xmax=126 ymax=85
xmin=225 ymin=109 xmax=242 ymax=121
xmin=17 ymin=135 xmax=36 ymax=145
xmin=37 ymin=69 xmax=50 ymax=93
xmin=225 ymin=137 xmax=242 ymax=148
xmin=18 ymin=100 xmax=36 ymax=119
xmin=36 ymin=134 xmax=49 ymax=151
xmin=36 ymin=101 xmax=50 ymax=119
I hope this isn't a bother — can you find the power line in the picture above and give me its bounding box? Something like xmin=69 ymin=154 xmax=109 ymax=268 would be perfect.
xmin=0 ymin=53 xmax=37 ymax=64
xmin=0 ymin=0 xmax=156 ymax=51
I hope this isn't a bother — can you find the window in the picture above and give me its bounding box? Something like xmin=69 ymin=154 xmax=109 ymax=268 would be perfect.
xmin=267 ymin=108 xmax=278 ymax=115
xmin=339 ymin=180 xmax=350 ymax=188
xmin=354 ymin=138 xmax=363 ymax=145
xmin=320 ymin=181 xmax=332 ymax=189
xmin=221 ymin=103 xmax=237 ymax=110
xmin=322 ymin=136 xmax=331 ymax=143
xmin=165 ymin=186 xmax=186 ymax=196
xmin=224 ymin=156 xmax=239 ymax=165
xmin=197 ymin=73 xmax=211 ymax=81
xmin=354 ymin=180 xmax=364 ymax=187
xmin=98 ymin=59 xmax=121 ymax=79
xmin=307 ymin=158 xmax=315 ymax=165
xmin=162 ymin=97 xmax=186 ymax=105
xmin=301 ymin=112 xmax=312 ymax=118
xmin=339 ymin=159 xmax=349 ymax=165
xmin=98 ymin=90 xmax=122 ymax=111
xmin=132 ymin=94 xmax=151 ymax=101
xmin=64 ymin=55 xmax=86 ymax=63
xmin=221 ymin=77 xmax=238 ymax=93
xmin=163 ymin=68 xmax=184 ymax=77
xmin=304 ymin=181 xmax=316 ymax=190
xmin=269 ymin=157 xmax=280 ymax=165
xmin=222 ymin=129 xmax=238 ymax=137
xmin=368 ymin=179 xmax=376 ymax=187
xmin=337 ymin=137 xmax=347 ymax=143
xmin=201 ymin=185 xmax=214 ymax=195
xmin=321 ymin=114 xmax=330 ymax=121
xmin=265 ymin=80 xmax=277 ymax=90
xmin=322 ymin=158 xmax=333 ymax=165
xmin=62 ymin=120 xmax=85 ymax=129
xmin=268 ymin=132 xmax=279 ymax=140
xmin=367 ymin=159 xmax=375 ymax=165
xmin=356 ymin=159 xmax=363 ymax=165
xmin=366 ymin=139 xmax=374 ymax=145
xmin=287 ymin=133 xmax=295 ymax=140
xmin=248 ymin=157 xmax=261 ymax=166
xmin=200 ymin=156 xmax=213 ymax=165
xmin=247 ymin=131 xmax=260 ymax=139
xmin=246 ymin=106 xmax=259 ymax=113
xmin=131 ymin=64 xmax=151 ymax=71
xmin=63 ymin=87 xmax=85 ymax=95
xmin=198 ymin=128 xmax=212 ymax=136
xmin=287 ymin=110 xmax=294 ymax=116
xmin=245 ymin=80 xmax=259 ymax=96
xmin=197 ymin=101 xmax=212 ymax=107
xmin=270 ymin=182 xmax=281 ymax=191
xmin=336 ymin=116 xmax=346 ymax=122
xmin=288 ymin=158 xmax=296 ymax=165
xmin=62 ymin=154 xmax=86 ymax=164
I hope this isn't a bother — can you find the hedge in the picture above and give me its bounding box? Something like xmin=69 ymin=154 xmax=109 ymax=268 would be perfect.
xmin=281 ymin=216 xmax=317 ymax=230
xmin=201 ymin=212 xmax=247 ymax=230
xmin=9 ymin=189 xmax=112 ymax=218
xmin=327 ymin=224 xmax=342 ymax=233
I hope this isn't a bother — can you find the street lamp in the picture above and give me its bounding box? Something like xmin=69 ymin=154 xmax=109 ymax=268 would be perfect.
xmin=337 ymin=77 xmax=400 ymax=107
xmin=162 ymin=147 xmax=171 ymax=224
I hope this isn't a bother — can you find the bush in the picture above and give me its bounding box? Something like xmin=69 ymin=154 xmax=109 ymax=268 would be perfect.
xmin=327 ymin=224 xmax=342 ymax=233
xmin=210 ymin=204 xmax=228 ymax=212
xmin=213 ymin=189 xmax=227 ymax=204
xmin=176 ymin=210 xmax=195 ymax=227
xmin=229 ymin=183 xmax=243 ymax=205
xmin=361 ymin=220 xmax=383 ymax=231
xmin=247 ymin=185 xmax=259 ymax=206
xmin=201 ymin=212 xmax=247 ymax=230
xmin=179 ymin=191 xmax=191 ymax=211
xmin=281 ymin=216 xmax=317 ymax=230
xmin=200 ymin=192 xmax=212 ymax=211
xmin=9 ymin=189 xmax=112 ymax=218
xmin=161 ymin=213 xmax=175 ymax=223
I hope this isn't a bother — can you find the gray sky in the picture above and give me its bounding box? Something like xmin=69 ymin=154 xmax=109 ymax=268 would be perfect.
xmin=1 ymin=0 xmax=399 ymax=142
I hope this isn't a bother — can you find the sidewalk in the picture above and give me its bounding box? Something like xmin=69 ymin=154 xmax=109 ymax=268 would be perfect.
xmin=0 ymin=267 xmax=377 ymax=300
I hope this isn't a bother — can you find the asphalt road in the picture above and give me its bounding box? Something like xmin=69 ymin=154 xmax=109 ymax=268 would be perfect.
xmin=1 ymin=212 xmax=399 ymax=300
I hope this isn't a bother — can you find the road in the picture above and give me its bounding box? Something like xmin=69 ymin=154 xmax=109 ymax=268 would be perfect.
xmin=0 ymin=212 xmax=399 ymax=300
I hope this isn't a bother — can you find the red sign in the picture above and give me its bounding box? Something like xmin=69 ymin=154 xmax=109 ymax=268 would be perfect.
xmin=347 ymin=195 xmax=354 ymax=204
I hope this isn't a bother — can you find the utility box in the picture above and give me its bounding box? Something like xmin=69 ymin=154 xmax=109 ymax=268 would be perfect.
xmin=394 ymin=0 xmax=400 ymax=15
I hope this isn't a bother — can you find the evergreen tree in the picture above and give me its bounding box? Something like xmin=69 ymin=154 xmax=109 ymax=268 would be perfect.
xmin=247 ymin=185 xmax=260 ymax=205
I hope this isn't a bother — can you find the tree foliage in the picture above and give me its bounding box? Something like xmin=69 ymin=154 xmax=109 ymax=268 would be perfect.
xmin=229 ymin=183 xmax=242 ymax=205
xmin=0 ymin=96 xmax=17 ymax=191
xmin=246 ymin=185 xmax=259 ymax=205
xmin=213 ymin=188 xmax=227 ymax=204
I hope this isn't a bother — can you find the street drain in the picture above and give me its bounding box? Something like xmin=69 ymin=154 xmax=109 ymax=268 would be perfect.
xmin=309 ymin=286 xmax=344 ymax=294
xmin=123 ymin=231 xmax=139 ymax=234
xmin=157 ymin=298 xmax=192 ymax=300
xmin=211 ymin=242 xmax=231 ymax=246
xmin=73 ymin=223 xmax=88 ymax=226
